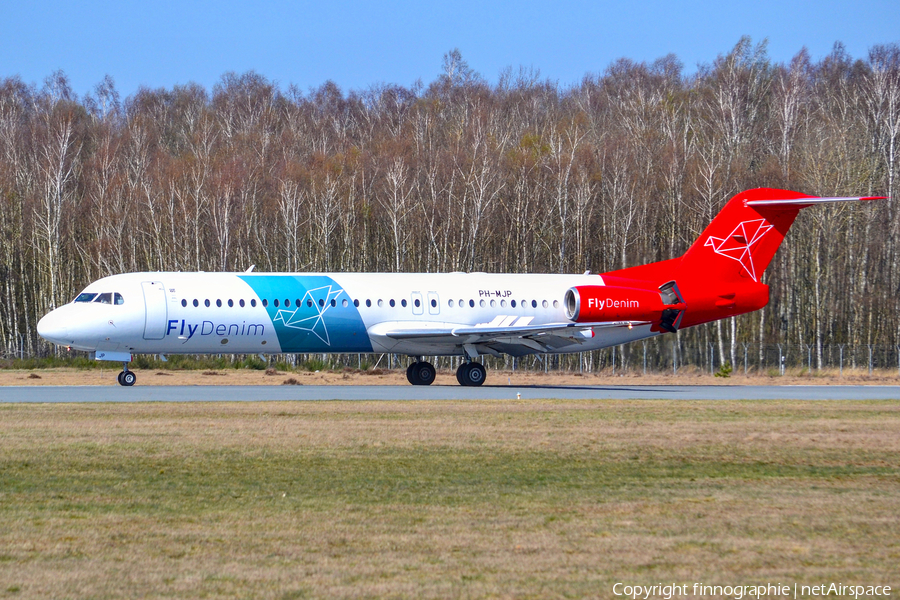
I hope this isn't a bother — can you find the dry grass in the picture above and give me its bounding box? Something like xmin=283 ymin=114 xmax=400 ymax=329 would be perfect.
xmin=1 ymin=365 xmax=899 ymax=386
xmin=0 ymin=400 xmax=898 ymax=599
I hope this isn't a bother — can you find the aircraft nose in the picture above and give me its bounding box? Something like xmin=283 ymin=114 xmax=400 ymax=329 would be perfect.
xmin=37 ymin=309 xmax=70 ymax=345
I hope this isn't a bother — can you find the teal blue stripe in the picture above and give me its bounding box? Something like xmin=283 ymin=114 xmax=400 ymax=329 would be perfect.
xmin=239 ymin=275 xmax=373 ymax=353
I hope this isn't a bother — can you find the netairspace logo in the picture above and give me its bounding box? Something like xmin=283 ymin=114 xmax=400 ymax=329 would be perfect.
xmin=612 ymin=582 xmax=892 ymax=599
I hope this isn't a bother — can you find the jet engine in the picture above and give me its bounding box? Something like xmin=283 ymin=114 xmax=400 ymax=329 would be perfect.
xmin=564 ymin=280 xmax=686 ymax=333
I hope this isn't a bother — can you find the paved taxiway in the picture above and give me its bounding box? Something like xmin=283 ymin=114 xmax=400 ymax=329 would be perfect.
xmin=2 ymin=384 xmax=899 ymax=402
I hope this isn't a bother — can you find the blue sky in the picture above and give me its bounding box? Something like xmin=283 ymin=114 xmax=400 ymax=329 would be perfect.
xmin=2 ymin=0 xmax=898 ymax=98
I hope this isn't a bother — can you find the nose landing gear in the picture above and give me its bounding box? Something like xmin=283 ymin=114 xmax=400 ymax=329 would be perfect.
xmin=117 ymin=364 xmax=136 ymax=387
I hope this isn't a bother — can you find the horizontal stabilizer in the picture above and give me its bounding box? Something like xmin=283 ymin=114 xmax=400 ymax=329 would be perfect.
xmin=747 ymin=196 xmax=886 ymax=207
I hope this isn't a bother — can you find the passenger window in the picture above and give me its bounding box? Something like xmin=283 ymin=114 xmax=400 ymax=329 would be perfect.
xmin=205 ymin=299 xmax=211 ymax=307
xmin=354 ymin=299 xmax=359 ymax=307
xmin=193 ymin=299 xmax=199 ymax=307
xmin=94 ymin=293 xmax=112 ymax=304
xmin=228 ymin=299 xmax=234 ymax=307
xmin=114 ymin=293 xmax=125 ymax=305
xmin=511 ymin=300 xmax=517 ymax=308
xmin=448 ymin=299 xmax=455 ymax=307
xmin=389 ymin=299 xmax=396 ymax=307
xmin=553 ymin=300 xmax=559 ymax=308
xmin=377 ymin=299 xmax=384 ymax=307
xmin=296 ymin=299 xmax=302 ymax=307
xmin=307 ymin=299 xmax=313 ymax=307
xmin=342 ymin=299 xmax=348 ymax=307
xmin=274 ymin=299 xmax=280 ymax=307
xmin=414 ymin=299 xmax=421 ymax=307
xmin=318 ymin=299 xmax=325 ymax=307
xmin=331 ymin=299 xmax=337 ymax=307
xmin=261 ymin=299 xmax=267 ymax=307
xmin=250 ymin=299 xmax=257 ymax=307
xmin=284 ymin=299 xmax=290 ymax=307
xmin=239 ymin=299 xmax=245 ymax=307
xmin=74 ymin=293 xmax=97 ymax=303
xmin=401 ymin=299 xmax=407 ymax=308
xmin=542 ymin=300 xmax=549 ymax=308
xmin=531 ymin=300 xmax=537 ymax=308
xmin=469 ymin=299 xmax=475 ymax=308
xmin=366 ymin=299 xmax=371 ymax=307
xmin=216 ymin=299 xmax=222 ymax=307
xmin=431 ymin=299 xmax=437 ymax=308
xmin=181 ymin=299 xmax=187 ymax=307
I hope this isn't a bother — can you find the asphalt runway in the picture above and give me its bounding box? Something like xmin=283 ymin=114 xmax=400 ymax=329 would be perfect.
xmin=1 ymin=384 xmax=899 ymax=402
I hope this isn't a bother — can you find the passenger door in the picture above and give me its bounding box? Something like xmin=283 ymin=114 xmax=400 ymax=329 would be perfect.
xmin=141 ymin=281 xmax=168 ymax=340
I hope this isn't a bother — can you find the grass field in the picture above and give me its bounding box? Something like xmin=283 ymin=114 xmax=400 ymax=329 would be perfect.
xmin=0 ymin=400 xmax=898 ymax=599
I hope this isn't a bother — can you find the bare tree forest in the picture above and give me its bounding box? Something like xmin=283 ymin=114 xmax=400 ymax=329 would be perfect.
xmin=2 ymin=40 xmax=899 ymax=371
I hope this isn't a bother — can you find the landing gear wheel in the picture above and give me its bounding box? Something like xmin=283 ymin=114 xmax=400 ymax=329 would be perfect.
xmin=116 ymin=372 xmax=124 ymax=385
xmin=407 ymin=361 xmax=436 ymax=386
xmin=466 ymin=362 xmax=486 ymax=386
xmin=456 ymin=362 xmax=486 ymax=386
xmin=119 ymin=371 xmax=136 ymax=387
xmin=456 ymin=362 xmax=471 ymax=386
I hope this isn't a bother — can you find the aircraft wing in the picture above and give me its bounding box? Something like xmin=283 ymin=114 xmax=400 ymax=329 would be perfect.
xmin=374 ymin=320 xmax=646 ymax=340
xmin=368 ymin=319 xmax=650 ymax=355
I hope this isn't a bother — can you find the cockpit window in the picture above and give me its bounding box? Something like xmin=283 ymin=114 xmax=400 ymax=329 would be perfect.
xmin=74 ymin=293 xmax=97 ymax=303
xmin=114 ymin=293 xmax=124 ymax=305
xmin=94 ymin=292 xmax=113 ymax=304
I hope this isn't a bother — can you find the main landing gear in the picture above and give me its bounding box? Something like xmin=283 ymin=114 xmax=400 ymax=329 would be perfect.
xmin=117 ymin=363 xmax=136 ymax=387
xmin=406 ymin=359 xmax=487 ymax=386
xmin=406 ymin=360 xmax=437 ymax=386
xmin=456 ymin=361 xmax=486 ymax=387
xmin=406 ymin=360 xmax=437 ymax=385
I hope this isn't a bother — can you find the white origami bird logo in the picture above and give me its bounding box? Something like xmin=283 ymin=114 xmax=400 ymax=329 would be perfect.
xmin=704 ymin=219 xmax=773 ymax=281
xmin=272 ymin=285 xmax=344 ymax=345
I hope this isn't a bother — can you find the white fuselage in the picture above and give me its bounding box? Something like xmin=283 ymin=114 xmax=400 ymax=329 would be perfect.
xmin=37 ymin=271 xmax=660 ymax=360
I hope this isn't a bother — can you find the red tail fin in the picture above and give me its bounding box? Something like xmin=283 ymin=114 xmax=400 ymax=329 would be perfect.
xmin=677 ymin=188 xmax=811 ymax=285
xmin=603 ymin=188 xmax=885 ymax=329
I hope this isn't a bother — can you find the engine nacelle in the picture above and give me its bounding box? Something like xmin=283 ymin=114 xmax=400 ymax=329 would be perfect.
xmin=565 ymin=285 xmax=683 ymax=324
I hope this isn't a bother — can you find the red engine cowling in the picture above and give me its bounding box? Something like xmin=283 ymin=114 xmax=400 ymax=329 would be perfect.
xmin=565 ymin=285 xmax=685 ymax=327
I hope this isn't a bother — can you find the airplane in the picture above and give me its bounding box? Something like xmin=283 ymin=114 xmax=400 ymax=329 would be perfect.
xmin=37 ymin=188 xmax=885 ymax=386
